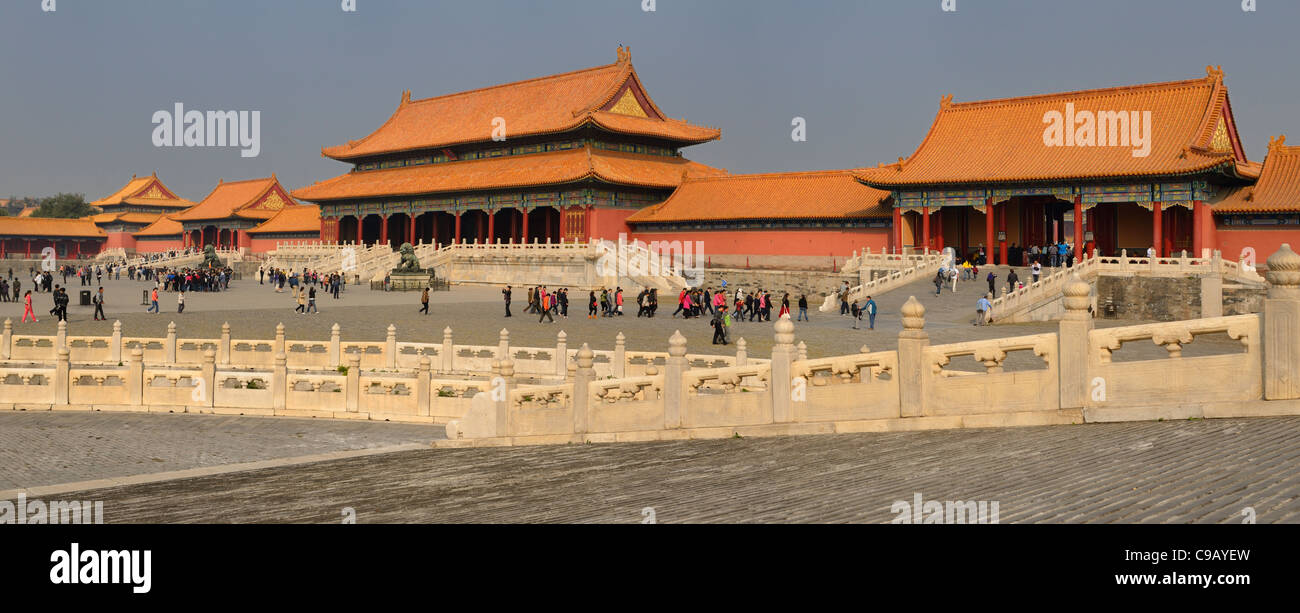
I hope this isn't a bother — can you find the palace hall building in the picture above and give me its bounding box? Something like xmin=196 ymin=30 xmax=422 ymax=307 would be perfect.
xmin=172 ymin=175 xmax=306 ymax=251
xmin=88 ymin=173 xmax=195 ymax=251
xmin=856 ymin=66 xmax=1288 ymax=264
xmin=292 ymin=47 xmax=726 ymax=247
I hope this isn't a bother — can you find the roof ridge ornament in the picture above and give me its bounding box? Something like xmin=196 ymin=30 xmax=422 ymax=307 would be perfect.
xmin=894 ymin=157 xmax=907 ymax=172
xmin=1206 ymin=65 xmax=1224 ymax=83
xmin=1269 ymin=134 xmax=1288 ymax=152
xmin=617 ymin=45 xmax=631 ymax=64
xmin=401 ymin=90 xmax=411 ymax=105
xmin=939 ymin=94 xmax=954 ymax=109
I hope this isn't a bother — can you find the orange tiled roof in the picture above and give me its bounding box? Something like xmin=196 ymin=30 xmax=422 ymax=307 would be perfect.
xmin=860 ymin=67 xmax=1248 ymax=188
xmin=0 ymin=216 xmax=107 ymax=238
xmin=133 ymin=215 xmax=184 ymax=237
xmin=173 ymin=176 xmax=297 ymax=222
xmin=626 ymin=170 xmax=892 ymax=224
xmin=249 ymin=205 xmax=321 ymax=234
xmin=90 ymin=173 xmax=195 ymax=209
xmin=293 ymin=146 xmax=726 ymax=202
xmin=1214 ymin=136 xmax=1300 ymax=213
xmin=90 ymin=211 xmax=165 ymax=225
xmin=320 ymin=50 xmax=720 ymax=161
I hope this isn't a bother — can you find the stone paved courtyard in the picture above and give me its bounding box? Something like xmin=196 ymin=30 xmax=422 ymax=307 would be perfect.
xmin=14 ymin=414 xmax=1298 ymax=523
xmin=0 ymin=267 xmax=1238 ymax=362
xmin=0 ymin=412 xmax=441 ymax=491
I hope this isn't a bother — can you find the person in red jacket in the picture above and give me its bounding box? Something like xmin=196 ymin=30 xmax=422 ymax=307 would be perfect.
xmin=21 ymin=290 xmax=37 ymax=323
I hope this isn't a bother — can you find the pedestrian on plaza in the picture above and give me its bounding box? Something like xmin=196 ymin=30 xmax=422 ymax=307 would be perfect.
xmin=975 ymin=294 xmax=992 ymax=326
xmin=177 ymin=291 xmax=185 ymax=314
xmin=419 ymin=287 xmax=430 ymax=315
xmin=21 ymin=290 xmax=37 ymax=323
xmin=711 ymin=308 xmax=727 ymax=345
xmin=986 ymin=271 xmax=998 ymax=296
xmin=779 ymin=293 xmax=791 ymax=319
xmin=295 ymin=287 xmax=306 ymax=314
xmin=1007 ymin=269 xmax=1020 ymax=294
xmin=851 ymin=300 xmax=862 ymax=329
xmin=93 ymin=286 xmax=106 ymax=321
xmin=935 ymin=270 xmax=945 ymax=296
xmin=588 ymin=291 xmax=597 ymax=319
xmin=559 ymin=288 xmax=569 ymax=318
xmin=148 ymin=287 xmax=159 ymax=314
xmin=865 ymin=295 xmax=877 ymax=330
xmin=307 ymin=286 xmax=318 ymax=314
xmin=502 ymin=285 xmax=512 ymax=317
xmin=538 ymin=289 xmax=555 ymax=323
xmin=797 ymin=294 xmax=808 ymax=322
xmin=1032 ymin=261 xmax=1042 ymax=284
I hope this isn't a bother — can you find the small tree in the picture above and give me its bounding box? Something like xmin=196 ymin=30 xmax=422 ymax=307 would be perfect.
xmin=34 ymin=193 xmax=94 ymax=219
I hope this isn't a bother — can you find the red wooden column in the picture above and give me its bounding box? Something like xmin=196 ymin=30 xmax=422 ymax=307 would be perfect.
xmin=356 ymin=217 xmax=364 ymax=245
xmin=892 ymin=207 xmax=902 ymax=254
xmin=487 ymin=209 xmax=495 ymax=244
xmin=1073 ymin=195 xmax=1083 ymax=262
xmin=1192 ymin=200 xmax=1206 ymax=257
xmin=521 ymin=208 xmax=530 ymax=243
xmin=75 ymin=241 xmax=81 ymax=258
xmin=921 ymin=206 xmax=930 ymax=254
xmin=1 ymin=239 xmax=6 ymax=259
xmin=934 ymin=209 xmax=944 ymax=252
xmin=984 ymin=198 xmax=994 ymax=264
xmin=409 ymin=214 xmax=417 ymax=245
xmin=581 ymin=206 xmax=590 ymax=241
xmin=26 ymin=239 xmax=31 ymax=259
xmin=380 ymin=215 xmax=390 ymax=248
xmin=1151 ymin=202 xmax=1163 ymax=258
xmin=454 ymin=212 xmax=462 ymax=244
xmin=431 ymin=215 xmax=439 ymax=247
xmin=998 ymin=202 xmax=1008 ymax=266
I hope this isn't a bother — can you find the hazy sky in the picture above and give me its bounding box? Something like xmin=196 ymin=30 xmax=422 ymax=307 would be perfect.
xmin=2 ymin=0 xmax=1296 ymax=202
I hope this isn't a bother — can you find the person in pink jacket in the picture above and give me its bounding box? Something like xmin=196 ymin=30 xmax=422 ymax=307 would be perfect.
xmin=22 ymin=290 xmax=37 ymax=323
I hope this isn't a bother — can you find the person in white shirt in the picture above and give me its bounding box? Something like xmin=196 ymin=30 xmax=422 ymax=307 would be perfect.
xmin=1032 ymin=261 xmax=1042 ymax=284
xmin=1147 ymin=246 xmax=1156 ymax=259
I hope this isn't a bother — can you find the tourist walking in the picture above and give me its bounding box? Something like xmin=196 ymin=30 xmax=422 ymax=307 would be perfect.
xmin=177 ymin=291 xmax=185 ymax=314
xmin=935 ymin=270 xmax=945 ymax=296
xmin=975 ymin=294 xmax=992 ymax=326
xmin=148 ymin=287 xmax=159 ymax=313
xmin=21 ymin=290 xmax=37 ymax=323
xmin=307 ymin=286 xmax=318 ymax=314
xmin=538 ymin=289 xmax=554 ymax=323
xmin=865 ymin=295 xmax=877 ymax=330
xmin=1032 ymin=261 xmax=1041 ymax=284
xmin=502 ymin=286 xmax=512 ymax=317
xmin=419 ymin=287 xmax=430 ymax=315
xmin=797 ymin=294 xmax=808 ymax=321
xmin=1007 ymin=269 xmax=1020 ymax=294
xmin=93 ymin=287 xmax=106 ymax=321
xmin=986 ymin=271 xmax=997 ymax=296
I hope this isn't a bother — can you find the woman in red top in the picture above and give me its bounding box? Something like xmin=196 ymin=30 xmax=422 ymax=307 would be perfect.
xmin=21 ymin=290 xmax=37 ymax=323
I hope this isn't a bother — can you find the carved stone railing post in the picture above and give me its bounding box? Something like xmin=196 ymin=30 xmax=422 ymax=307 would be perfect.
xmin=165 ymin=321 xmax=177 ymax=363
xmin=441 ymin=327 xmax=454 ymax=373
xmin=272 ymin=352 xmax=287 ymax=410
xmin=614 ymin=332 xmax=626 ymax=378
xmin=497 ymin=328 xmax=510 ymax=360
xmin=770 ymin=315 xmax=795 ymax=423
xmin=1264 ymin=244 xmax=1300 ymax=399
xmin=1202 ymin=250 xmax=1224 ymax=318
xmin=346 ymin=353 xmax=361 ymax=412
xmin=55 ymin=347 xmax=70 ymax=405
xmin=385 ymin=325 xmax=397 ymax=368
xmin=199 ymin=350 xmax=216 ymax=407
xmin=417 ymin=356 xmax=431 ymax=417
xmin=56 ymin=320 xmax=67 ymax=351
xmin=273 ymin=323 xmax=285 ymax=357
xmin=218 ymin=322 xmax=231 ymax=365
xmin=897 ymin=296 xmax=929 ymax=417
xmin=735 ymin=338 xmax=748 ymax=366
xmin=573 ymin=345 xmax=594 ymax=435
xmin=797 ymin=341 xmax=808 ymax=362
xmin=328 ymin=323 xmax=340 ymax=367
xmin=3 ymin=318 xmax=13 ymax=360
xmin=128 ymin=349 xmax=143 ymax=406
xmin=555 ymin=330 xmax=567 ymax=377
xmin=1058 ymin=273 xmax=1093 ymax=409
xmin=499 ymin=358 xmax=516 ymax=435
xmin=664 ymin=331 xmax=687 ymax=429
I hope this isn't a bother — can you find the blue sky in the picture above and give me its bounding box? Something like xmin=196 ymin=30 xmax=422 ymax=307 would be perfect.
xmin=1 ymin=0 xmax=1296 ymax=201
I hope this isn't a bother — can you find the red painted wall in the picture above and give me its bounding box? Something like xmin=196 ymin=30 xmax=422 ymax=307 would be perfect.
xmin=588 ymin=208 xmax=639 ymax=242
xmin=135 ymin=238 xmax=183 ymax=253
xmin=103 ymin=231 xmax=137 ymax=251
xmin=629 ymin=227 xmax=891 ymax=258
xmin=1215 ymin=225 xmax=1300 ymax=269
